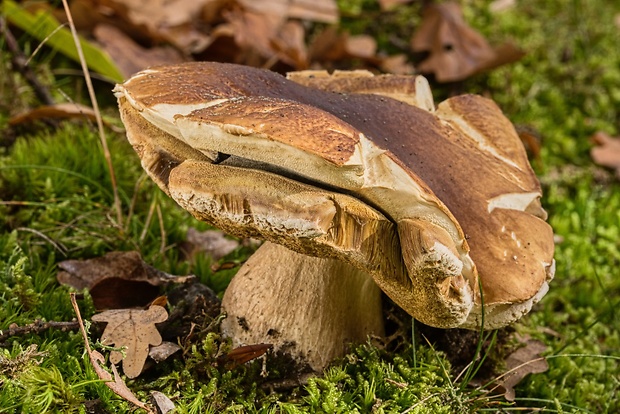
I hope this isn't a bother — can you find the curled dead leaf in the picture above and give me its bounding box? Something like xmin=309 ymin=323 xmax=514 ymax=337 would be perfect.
xmin=92 ymin=305 xmax=169 ymax=378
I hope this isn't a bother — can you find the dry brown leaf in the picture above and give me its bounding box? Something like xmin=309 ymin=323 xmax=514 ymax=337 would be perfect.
xmin=238 ymin=0 xmax=338 ymax=24
xmin=237 ymin=0 xmax=288 ymax=24
xmin=70 ymin=294 xmax=155 ymax=413
xmin=497 ymin=337 xmax=548 ymax=401
xmin=309 ymin=28 xmax=381 ymax=65
xmin=477 ymin=42 xmax=526 ymax=74
xmin=219 ymin=343 xmax=273 ymax=368
xmin=411 ymin=2 xmax=495 ymax=82
xmin=411 ymin=2 xmax=523 ymax=82
xmin=149 ymin=341 xmax=182 ymax=363
xmin=92 ymin=305 xmax=168 ymax=378
xmin=516 ymin=126 xmax=542 ymax=160
xmin=378 ymin=0 xmax=413 ymax=11
xmin=55 ymin=0 xmax=338 ymax=73
xmin=220 ymin=6 xmax=310 ymax=69
xmin=97 ymin=0 xmax=213 ymax=53
xmin=57 ymin=251 xmax=194 ymax=309
xmin=202 ymin=0 xmax=232 ymax=23
xmin=150 ymin=391 xmax=175 ymax=414
xmin=223 ymin=7 xmax=283 ymax=66
xmin=8 ymin=103 xmax=97 ymax=126
xmin=270 ymin=20 xmax=309 ymax=69
xmin=287 ymin=0 xmax=338 ymax=23
xmin=345 ymin=35 xmax=377 ymax=60
xmin=591 ymin=131 xmax=620 ymax=178
xmin=180 ymin=228 xmax=240 ymax=262
xmin=308 ymin=26 xmax=347 ymax=62
xmin=379 ymin=54 xmax=415 ymax=75
xmin=93 ymin=24 xmax=185 ymax=78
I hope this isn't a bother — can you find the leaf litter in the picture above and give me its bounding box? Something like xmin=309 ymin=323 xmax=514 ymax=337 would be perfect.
xmin=9 ymin=0 xmax=524 ymax=84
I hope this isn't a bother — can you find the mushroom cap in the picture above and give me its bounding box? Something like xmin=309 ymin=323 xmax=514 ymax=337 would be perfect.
xmin=115 ymin=62 xmax=554 ymax=329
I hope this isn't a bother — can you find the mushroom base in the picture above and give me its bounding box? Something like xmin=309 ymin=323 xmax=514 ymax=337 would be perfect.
xmin=221 ymin=242 xmax=385 ymax=372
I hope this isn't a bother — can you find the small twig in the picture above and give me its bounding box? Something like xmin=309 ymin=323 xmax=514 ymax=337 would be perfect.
xmin=0 ymin=16 xmax=55 ymax=105
xmin=0 ymin=319 xmax=80 ymax=344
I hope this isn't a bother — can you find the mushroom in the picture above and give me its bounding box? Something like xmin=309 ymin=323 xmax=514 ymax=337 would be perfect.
xmin=114 ymin=62 xmax=554 ymax=370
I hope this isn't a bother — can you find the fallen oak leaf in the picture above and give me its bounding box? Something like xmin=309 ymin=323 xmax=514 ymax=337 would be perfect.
xmin=70 ymin=293 xmax=155 ymax=413
xmin=591 ymin=131 xmax=620 ymax=178
xmin=92 ymin=305 xmax=168 ymax=378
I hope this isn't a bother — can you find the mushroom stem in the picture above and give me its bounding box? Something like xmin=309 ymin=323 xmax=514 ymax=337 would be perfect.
xmin=221 ymin=242 xmax=385 ymax=371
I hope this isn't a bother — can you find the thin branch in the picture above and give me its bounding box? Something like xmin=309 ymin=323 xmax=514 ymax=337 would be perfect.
xmin=0 ymin=319 xmax=80 ymax=344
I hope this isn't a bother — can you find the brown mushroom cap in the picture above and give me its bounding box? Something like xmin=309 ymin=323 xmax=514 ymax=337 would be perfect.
xmin=115 ymin=62 xmax=554 ymax=329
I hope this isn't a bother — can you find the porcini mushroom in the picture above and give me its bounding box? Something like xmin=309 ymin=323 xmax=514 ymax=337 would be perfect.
xmin=115 ymin=62 xmax=554 ymax=370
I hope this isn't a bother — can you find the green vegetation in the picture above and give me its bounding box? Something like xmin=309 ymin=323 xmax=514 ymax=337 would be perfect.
xmin=1 ymin=0 xmax=619 ymax=412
